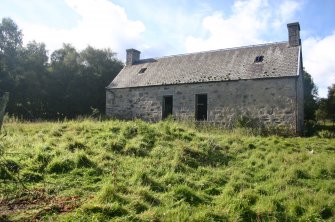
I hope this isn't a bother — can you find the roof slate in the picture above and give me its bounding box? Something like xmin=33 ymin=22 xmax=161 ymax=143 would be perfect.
xmin=107 ymin=42 xmax=300 ymax=89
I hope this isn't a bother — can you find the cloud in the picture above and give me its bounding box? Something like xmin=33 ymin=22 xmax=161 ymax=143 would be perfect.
xmin=272 ymin=0 xmax=301 ymax=29
xmin=185 ymin=0 xmax=302 ymax=52
xmin=18 ymin=0 xmax=145 ymax=59
xmin=183 ymin=0 xmax=335 ymax=98
xmin=303 ymin=33 xmax=335 ymax=97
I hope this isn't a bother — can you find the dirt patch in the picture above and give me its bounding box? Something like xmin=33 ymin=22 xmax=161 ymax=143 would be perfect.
xmin=0 ymin=189 xmax=86 ymax=221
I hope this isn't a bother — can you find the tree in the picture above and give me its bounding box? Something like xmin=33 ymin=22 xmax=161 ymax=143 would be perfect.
xmin=0 ymin=18 xmax=23 ymax=94
xmin=315 ymin=98 xmax=328 ymax=125
xmin=0 ymin=17 xmax=124 ymax=120
xmin=13 ymin=41 xmax=49 ymax=119
xmin=327 ymin=84 xmax=335 ymax=126
xmin=79 ymin=46 xmax=123 ymax=114
xmin=0 ymin=92 xmax=9 ymax=129
xmin=303 ymin=71 xmax=318 ymax=121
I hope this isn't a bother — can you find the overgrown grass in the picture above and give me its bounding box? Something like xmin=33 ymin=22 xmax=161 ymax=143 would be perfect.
xmin=0 ymin=119 xmax=334 ymax=221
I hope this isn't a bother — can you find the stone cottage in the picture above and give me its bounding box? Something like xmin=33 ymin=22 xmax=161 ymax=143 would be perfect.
xmin=106 ymin=22 xmax=304 ymax=134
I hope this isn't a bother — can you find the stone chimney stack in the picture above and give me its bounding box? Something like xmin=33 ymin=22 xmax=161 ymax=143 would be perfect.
xmin=287 ymin=22 xmax=301 ymax=47
xmin=126 ymin=49 xmax=140 ymax=65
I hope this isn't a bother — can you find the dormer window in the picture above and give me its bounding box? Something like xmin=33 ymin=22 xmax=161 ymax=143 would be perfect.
xmin=254 ymin=55 xmax=264 ymax=63
xmin=139 ymin=68 xmax=147 ymax=74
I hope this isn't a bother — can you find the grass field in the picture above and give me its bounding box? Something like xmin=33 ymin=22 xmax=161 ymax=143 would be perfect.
xmin=0 ymin=119 xmax=335 ymax=221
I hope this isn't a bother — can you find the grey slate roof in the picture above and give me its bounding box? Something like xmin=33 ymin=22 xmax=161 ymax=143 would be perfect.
xmin=107 ymin=42 xmax=300 ymax=89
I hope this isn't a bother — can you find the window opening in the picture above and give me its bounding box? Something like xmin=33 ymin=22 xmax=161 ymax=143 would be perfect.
xmin=139 ymin=68 xmax=147 ymax=74
xmin=254 ymin=56 xmax=264 ymax=63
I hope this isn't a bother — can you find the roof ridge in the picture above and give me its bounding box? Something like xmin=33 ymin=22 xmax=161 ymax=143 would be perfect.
xmin=153 ymin=41 xmax=288 ymax=60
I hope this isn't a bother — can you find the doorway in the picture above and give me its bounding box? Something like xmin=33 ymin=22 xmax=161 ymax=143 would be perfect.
xmin=162 ymin=96 xmax=173 ymax=119
xmin=195 ymin=94 xmax=207 ymax=121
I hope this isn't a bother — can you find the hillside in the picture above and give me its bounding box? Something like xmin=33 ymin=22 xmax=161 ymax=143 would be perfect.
xmin=0 ymin=120 xmax=335 ymax=221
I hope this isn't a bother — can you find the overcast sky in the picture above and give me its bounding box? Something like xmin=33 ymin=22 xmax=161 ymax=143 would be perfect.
xmin=1 ymin=0 xmax=334 ymax=97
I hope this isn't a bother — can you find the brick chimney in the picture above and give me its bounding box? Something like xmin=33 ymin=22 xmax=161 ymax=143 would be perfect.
xmin=287 ymin=22 xmax=301 ymax=47
xmin=126 ymin=49 xmax=140 ymax=65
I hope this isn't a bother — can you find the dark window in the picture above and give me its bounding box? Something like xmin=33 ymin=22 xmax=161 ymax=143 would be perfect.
xmin=162 ymin=96 xmax=173 ymax=119
xmin=139 ymin=68 xmax=147 ymax=74
xmin=195 ymin=94 xmax=207 ymax=121
xmin=254 ymin=56 xmax=264 ymax=63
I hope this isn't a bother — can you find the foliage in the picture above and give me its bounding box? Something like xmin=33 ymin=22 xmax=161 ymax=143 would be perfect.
xmin=327 ymin=84 xmax=335 ymax=125
xmin=316 ymin=98 xmax=329 ymax=124
xmin=0 ymin=92 xmax=9 ymax=129
xmin=315 ymin=84 xmax=335 ymax=129
xmin=1 ymin=119 xmax=335 ymax=221
xmin=0 ymin=18 xmax=123 ymax=120
xmin=303 ymin=70 xmax=318 ymax=121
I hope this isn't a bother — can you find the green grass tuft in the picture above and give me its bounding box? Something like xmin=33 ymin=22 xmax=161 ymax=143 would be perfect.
xmin=1 ymin=119 xmax=335 ymax=221
xmin=173 ymin=185 xmax=205 ymax=206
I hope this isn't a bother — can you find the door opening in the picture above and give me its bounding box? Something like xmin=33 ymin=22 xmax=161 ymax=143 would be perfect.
xmin=195 ymin=94 xmax=207 ymax=121
xmin=162 ymin=96 xmax=173 ymax=119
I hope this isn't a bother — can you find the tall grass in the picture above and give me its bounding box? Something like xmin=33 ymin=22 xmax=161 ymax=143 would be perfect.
xmin=0 ymin=119 xmax=334 ymax=221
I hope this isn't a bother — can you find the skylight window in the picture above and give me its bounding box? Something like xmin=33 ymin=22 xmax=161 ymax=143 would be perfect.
xmin=254 ymin=56 xmax=264 ymax=63
xmin=139 ymin=68 xmax=147 ymax=74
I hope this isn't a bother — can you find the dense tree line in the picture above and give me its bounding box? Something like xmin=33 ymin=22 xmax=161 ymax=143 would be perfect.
xmin=316 ymin=84 xmax=335 ymax=126
xmin=0 ymin=18 xmax=123 ymax=119
xmin=303 ymin=69 xmax=335 ymax=129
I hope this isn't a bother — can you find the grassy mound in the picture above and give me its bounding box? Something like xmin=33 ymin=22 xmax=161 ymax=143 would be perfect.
xmin=0 ymin=119 xmax=334 ymax=221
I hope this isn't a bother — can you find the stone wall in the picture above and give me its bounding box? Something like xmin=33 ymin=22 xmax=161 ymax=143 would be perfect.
xmin=106 ymin=77 xmax=299 ymax=132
